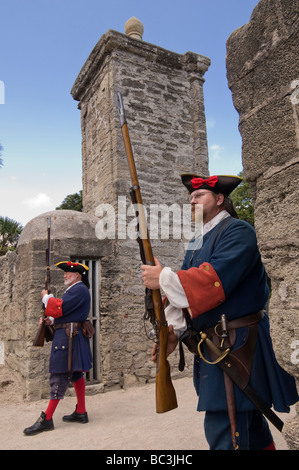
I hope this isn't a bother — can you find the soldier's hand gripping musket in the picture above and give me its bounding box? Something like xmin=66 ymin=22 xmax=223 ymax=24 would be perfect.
xmin=116 ymin=92 xmax=178 ymax=413
xmin=33 ymin=216 xmax=54 ymax=347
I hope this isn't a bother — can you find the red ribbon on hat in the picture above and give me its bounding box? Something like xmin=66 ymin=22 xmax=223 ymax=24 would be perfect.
xmin=191 ymin=175 xmax=218 ymax=189
xmin=67 ymin=262 xmax=78 ymax=267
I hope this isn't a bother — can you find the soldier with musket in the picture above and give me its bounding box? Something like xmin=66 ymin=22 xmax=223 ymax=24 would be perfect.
xmin=141 ymin=174 xmax=298 ymax=450
xmin=24 ymin=261 xmax=93 ymax=436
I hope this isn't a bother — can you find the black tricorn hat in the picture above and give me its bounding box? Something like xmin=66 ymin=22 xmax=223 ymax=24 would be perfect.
xmin=56 ymin=261 xmax=90 ymax=288
xmin=181 ymin=174 xmax=242 ymax=196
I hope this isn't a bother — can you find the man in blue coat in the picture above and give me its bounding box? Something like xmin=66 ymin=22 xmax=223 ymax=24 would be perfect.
xmin=24 ymin=261 xmax=93 ymax=436
xmin=141 ymin=174 xmax=298 ymax=450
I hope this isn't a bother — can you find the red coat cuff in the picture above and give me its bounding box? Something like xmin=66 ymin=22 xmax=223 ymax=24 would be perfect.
xmin=177 ymin=262 xmax=225 ymax=318
xmin=45 ymin=298 xmax=63 ymax=318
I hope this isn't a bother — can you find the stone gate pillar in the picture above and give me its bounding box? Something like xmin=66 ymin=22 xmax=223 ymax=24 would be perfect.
xmin=71 ymin=19 xmax=210 ymax=215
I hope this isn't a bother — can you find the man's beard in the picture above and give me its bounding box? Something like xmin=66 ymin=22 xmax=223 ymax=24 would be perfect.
xmin=191 ymin=204 xmax=203 ymax=224
xmin=64 ymin=275 xmax=77 ymax=287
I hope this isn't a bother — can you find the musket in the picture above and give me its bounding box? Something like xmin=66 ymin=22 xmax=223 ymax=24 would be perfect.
xmin=116 ymin=92 xmax=178 ymax=413
xmin=32 ymin=216 xmax=54 ymax=347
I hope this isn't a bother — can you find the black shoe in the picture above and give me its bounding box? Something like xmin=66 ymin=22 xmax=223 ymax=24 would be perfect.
xmin=23 ymin=412 xmax=54 ymax=436
xmin=62 ymin=407 xmax=89 ymax=424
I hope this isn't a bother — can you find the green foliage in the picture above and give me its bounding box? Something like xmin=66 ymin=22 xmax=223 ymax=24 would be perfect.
xmin=56 ymin=190 xmax=82 ymax=212
xmin=231 ymin=172 xmax=254 ymax=226
xmin=0 ymin=216 xmax=23 ymax=256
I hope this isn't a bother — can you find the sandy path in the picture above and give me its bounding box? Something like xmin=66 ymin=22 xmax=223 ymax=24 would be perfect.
xmin=0 ymin=366 xmax=293 ymax=451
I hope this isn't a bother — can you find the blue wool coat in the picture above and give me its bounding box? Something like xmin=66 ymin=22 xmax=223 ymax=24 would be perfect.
xmin=179 ymin=216 xmax=298 ymax=413
xmin=46 ymin=282 xmax=92 ymax=374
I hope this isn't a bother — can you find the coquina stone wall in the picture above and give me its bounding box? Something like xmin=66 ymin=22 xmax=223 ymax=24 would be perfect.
xmin=226 ymin=0 xmax=299 ymax=449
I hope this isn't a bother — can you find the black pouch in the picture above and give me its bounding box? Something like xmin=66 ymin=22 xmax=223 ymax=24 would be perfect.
xmin=178 ymin=327 xmax=200 ymax=371
xmin=45 ymin=324 xmax=55 ymax=342
xmin=180 ymin=328 xmax=200 ymax=355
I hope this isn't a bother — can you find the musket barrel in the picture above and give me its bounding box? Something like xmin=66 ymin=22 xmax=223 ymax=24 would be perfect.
xmin=33 ymin=216 xmax=53 ymax=346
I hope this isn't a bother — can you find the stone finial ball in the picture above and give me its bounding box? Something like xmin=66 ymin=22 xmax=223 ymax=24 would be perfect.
xmin=124 ymin=17 xmax=144 ymax=40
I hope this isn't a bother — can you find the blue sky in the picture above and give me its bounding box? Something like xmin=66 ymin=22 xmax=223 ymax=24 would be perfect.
xmin=0 ymin=0 xmax=259 ymax=226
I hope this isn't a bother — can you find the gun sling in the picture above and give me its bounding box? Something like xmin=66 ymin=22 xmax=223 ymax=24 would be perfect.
xmin=180 ymin=310 xmax=284 ymax=447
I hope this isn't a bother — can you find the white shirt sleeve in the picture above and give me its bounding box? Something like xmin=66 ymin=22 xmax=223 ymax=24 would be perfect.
xmin=159 ymin=267 xmax=188 ymax=336
xmin=159 ymin=267 xmax=189 ymax=308
xmin=41 ymin=294 xmax=54 ymax=325
xmin=42 ymin=293 xmax=54 ymax=307
xmin=164 ymin=304 xmax=187 ymax=337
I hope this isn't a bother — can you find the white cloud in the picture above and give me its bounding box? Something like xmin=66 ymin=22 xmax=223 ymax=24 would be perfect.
xmin=206 ymin=120 xmax=215 ymax=129
xmin=209 ymin=144 xmax=224 ymax=160
xmin=22 ymin=192 xmax=53 ymax=210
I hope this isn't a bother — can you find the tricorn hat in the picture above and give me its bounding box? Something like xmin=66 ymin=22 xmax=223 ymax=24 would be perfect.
xmin=56 ymin=261 xmax=90 ymax=288
xmin=181 ymin=174 xmax=242 ymax=196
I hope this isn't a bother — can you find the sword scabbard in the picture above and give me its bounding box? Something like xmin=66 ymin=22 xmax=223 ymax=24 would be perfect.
xmin=199 ymin=330 xmax=284 ymax=433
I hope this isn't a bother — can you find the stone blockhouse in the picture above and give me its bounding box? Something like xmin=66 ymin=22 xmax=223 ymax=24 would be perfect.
xmin=0 ymin=210 xmax=111 ymax=399
xmin=0 ymin=21 xmax=210 ymax=401
xmin=226 ymin=0 xmax=299 ymax=449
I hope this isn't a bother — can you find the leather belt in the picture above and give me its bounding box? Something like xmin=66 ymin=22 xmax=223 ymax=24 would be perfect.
xmin=225 ymin=310 xmax=264 ymax=329
xmin=204 ymin=310 xmax=264 ymax=338
xmin=54 ymin=320 xmax=95 ymax=339
xmin=54 ymin=322 xmax=83 ymax=330
xmin=179 ymin=310 xmax=264 ymax=368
